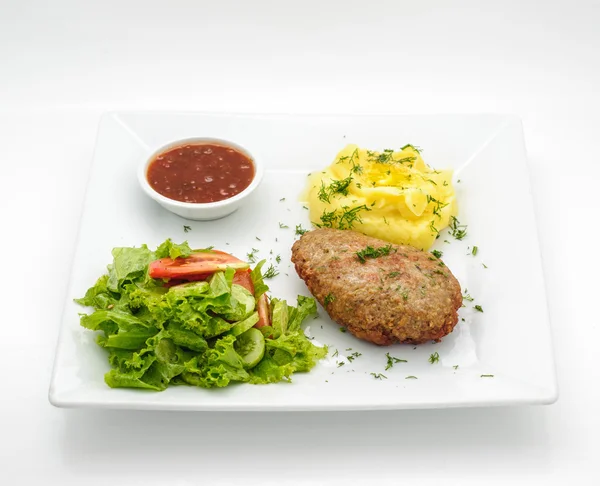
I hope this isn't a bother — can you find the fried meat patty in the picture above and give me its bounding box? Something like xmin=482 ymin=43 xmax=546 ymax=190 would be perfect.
xmin=291 ymin=228 xmax=462 ymax=345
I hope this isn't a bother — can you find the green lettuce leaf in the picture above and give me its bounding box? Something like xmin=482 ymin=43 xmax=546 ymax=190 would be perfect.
xmin=107 ymin=245 xmax=154 ymax=292
xmin=180 ymin=334 xmax=249 ymax=388
xmin=250 ymin=296 xmax=325 ymax=382
xmin=270 ymin=298 xmax=289 ymax=338
xmin=154 ymin=238 xmax=192 ymax=259
xmin=266 ymin=331 xmax=328 ymax=373
xmin=74 ymin=275 xmax=119 ymax=309
xmin=221 ymin=284 xmax=255 ymax=321
xmin=288 ymin=295 xmax=318 ymax=333
xmin=165 ymin=274 xmax=236 ymax=337
xmin=105 ymin=347 xmax=159 ymax=389
xmin=165 ymin=322 xmax=208 ymax=353
xmin=97 ymin=328 xmax=158 ymax=350
xmin=80 ymin=309 xmax=155 ymax=336
xmin=250 ymin=260 xmax=269 ymax=300
xmin=249 ymin=356 xmax=296 ymax=384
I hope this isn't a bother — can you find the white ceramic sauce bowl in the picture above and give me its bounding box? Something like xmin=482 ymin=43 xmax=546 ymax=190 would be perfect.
xmin=138 ymin=137 xmax=263 ymax=221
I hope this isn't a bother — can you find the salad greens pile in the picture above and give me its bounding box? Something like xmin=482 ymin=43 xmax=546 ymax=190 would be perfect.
xmin=76 ymin=239 xmax=327 ymax=391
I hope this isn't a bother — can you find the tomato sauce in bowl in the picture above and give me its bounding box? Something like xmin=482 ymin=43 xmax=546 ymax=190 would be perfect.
xmin=139 ymin=137 xmax=263 ymax=221
xmin=146 ymin=143 xmax=255 ymax=204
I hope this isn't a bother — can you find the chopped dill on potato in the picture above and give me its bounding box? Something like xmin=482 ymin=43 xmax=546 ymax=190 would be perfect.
xmin=315 ymin=205 xmax=371 ymax=230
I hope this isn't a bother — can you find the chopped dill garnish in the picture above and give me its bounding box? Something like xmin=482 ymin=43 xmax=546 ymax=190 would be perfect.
xmin=324 ymin=293 xmax=335 ymax=306
xmin=337 ymin=148 xmax=363 ymax=174
xmin=263 ymin=264 xmax=279 ymax=279
xmin=295 ymin=224 xmax=308 ymax=236
xmin=400 ymin=143 xmax=422 ymax=153
xmin=317 ymin=181 xmax=332 ymax=204
xmin=429 ymin=220 xmax=439 ymax=236
xmin=316 ymin=205 xmax=371 ymax=230
xmin=355 ymin=244 xmax=396 ymax=263
xmin=426 ymin=195 xmax=449 ymax=217
xmin=429 ymin=352 xmax=440 ymax=364
xmin=385 ymin=352 xmax=408 ymax=370
xmin=246 ymin=248 xmax=259 ymax=263
xmin=449 ymin=216 xmax=467 ymax=240
xmin=329 ymin=176 xmax=353 ymax=196
xmin=316 ymin=208 xmax=338 ymax=228
xmin=338 ymin=205 xmax=370 ymax=230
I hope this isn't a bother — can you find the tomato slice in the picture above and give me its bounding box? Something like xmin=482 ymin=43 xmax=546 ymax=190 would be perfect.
xmin=232 ymin=269 xmax=254 ymax=294
xmin=148 ymin=251 xmax=249 ymax=279
xmin=256 ymin=293 xmax=271 ymax=328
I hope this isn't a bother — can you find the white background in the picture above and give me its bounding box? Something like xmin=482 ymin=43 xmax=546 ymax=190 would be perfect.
xmin=1 ymin=0 xmax=598 ymax=484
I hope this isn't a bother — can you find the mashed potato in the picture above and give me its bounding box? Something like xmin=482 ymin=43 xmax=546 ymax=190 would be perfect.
xmin=303 ymin=144 xmax=457 ymax=250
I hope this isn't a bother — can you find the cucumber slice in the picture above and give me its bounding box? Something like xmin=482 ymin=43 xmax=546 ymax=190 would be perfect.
xmin=228 ymin=312 xmax=259 ymax=337
xmin=234 ymin=328 xmax=265 ymax=369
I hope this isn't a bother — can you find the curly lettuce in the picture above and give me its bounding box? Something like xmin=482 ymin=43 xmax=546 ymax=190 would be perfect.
xmin=76 ymin=240 xmax=326 ymax=391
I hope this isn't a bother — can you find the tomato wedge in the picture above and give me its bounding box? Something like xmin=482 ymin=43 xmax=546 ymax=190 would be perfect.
xmin=256 ymin=293 xmax=271 ymax=328
xmin=148 ymin=250 xmax=249 ymax=279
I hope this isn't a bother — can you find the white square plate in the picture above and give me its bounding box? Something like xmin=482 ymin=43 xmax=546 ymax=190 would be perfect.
xmin=49 ymin=112 xmax=557 ymax=411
